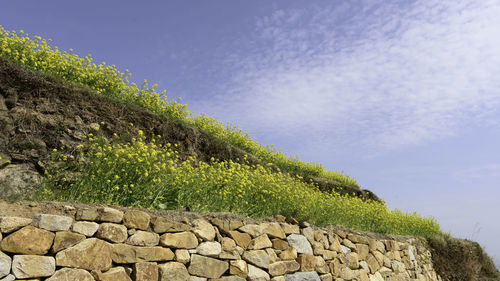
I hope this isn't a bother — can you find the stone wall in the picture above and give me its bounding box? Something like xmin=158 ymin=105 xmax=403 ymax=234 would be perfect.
xmin=0 ymin=203 xmax=442 ymax=281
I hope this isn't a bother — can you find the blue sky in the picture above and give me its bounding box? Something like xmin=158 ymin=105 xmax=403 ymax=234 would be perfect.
xmin=2 ymin=0 xmax=499 ymax=267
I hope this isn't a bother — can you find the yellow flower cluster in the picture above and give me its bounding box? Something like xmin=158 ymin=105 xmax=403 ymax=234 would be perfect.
xmin=0 ymin=25 xmax=357 ymax=188
xmin=39 ymin=131 xmax=441 ymax=237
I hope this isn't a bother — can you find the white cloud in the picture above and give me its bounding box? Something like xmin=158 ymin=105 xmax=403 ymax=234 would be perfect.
xmin=202 ymin=0 xmax=500 ymax=152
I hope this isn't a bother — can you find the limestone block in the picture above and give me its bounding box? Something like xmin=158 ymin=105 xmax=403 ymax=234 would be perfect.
xmin=269 ymin=261 xmax=300 ymax=276
xmin=33 ymin=214 xmax=73 ymax=231
xmin=301 ymin=228 xmax=315 ymax=244
xmin=321 ymin=250 xmax=337 ymax=260
xmin=342 ymin=239 xmax=356 ymax=250
xmin=279 ymin=248 xmax=298 ymax=260
xmin=0 ymin=217 xmax=33 ymax=233
xmin=188 ymin=254 xmax=228 ymax=278
xmin=123 ymin=210 xmax=150 ymax=230
xmin=222 ymin=237 xmax=237 ymax=251
xmin=261 ymin=222 xmax=286 ymax=239
xmin=196 ymin=241 xmax=222 ymax=257
xmin=72 ymin=221 xmax=99 ymax=237
xmin=239 ymin=224 xmax=263 ymax=238
xmin=126 ymin=230 xmax=159 ymax=246
xmin=175 ymin=249 xmax=191 ymax=264
xmin=228 ymin=231 xmax=251 ymax=249
xmin=91 ymin=267 xmax=131 ymax=281
xmin=284 ymin=271 xmax=320 ymax=281
xmin=96 ymin=223 xmax=128 ymax=243
xmin=356 ymin=244 xmax=370 ymax=260
xmin=247 ymin=264 xmax=270 ymax=281
xmin=298 ymin=254 xmax=316 ymax=272
xmin=97 ymin=207 xmax=124 ymax=223
xmin=347 ymin=234 xmax=369 ymax=245
xmin=76 ymin=208 xmax=99 ymax=221
xmin=56 ymin=238 xmax=112 ymax=271
xmin=339 ymin=267 xmax=360 ymax=280
xmin=248 ymin=234 xmax=273 ymax=250
xmin=272 ymin=238 xmax=289 ymax=250
xmin=0 ymin=226 xmax=54 ymax=255
xmin=132 ymin=262 xmax=158 ymax=281
xmin=242 ymin=250 xmax=271 ymax=269
xmin=230 ymin=259 xmax=248 ymax=278
xmin=320 ymin=273 xmax=332 ymax=281
xmin=46 ymin=268 xmax=95 ymax=281
xmin=0 ymin=274 xmax=14 ymax=281
xmin=315 ymin=256 xmax=329 ymax=274
xmin=280 ymin=223 xmax=300 ymax=235
xmin=287 ymin=234 xmax=313 ymax=255
xmin=151 ymin=217 xmax=190 ymax=233
xmin=210 ymin=218 xmax=243 ymax=234
xmin=366 ymin=253 xmax=380 ymax=273
xmin=12 ymin=255 xmax=55 ymax=279
xmin=112 ymin=244 xmax=174 ymax=263
xmin=51 ymin=231 xmax=86 ymax=253
xmin=0 ymin=251 xmax=11 ymax=278
xmin=192 ymin=219 xmax=216 ymax=241
xmin=160 ymin=232 xmax=198 ymax=249
xmin=347 ymin=252 xmax=359 ymax=269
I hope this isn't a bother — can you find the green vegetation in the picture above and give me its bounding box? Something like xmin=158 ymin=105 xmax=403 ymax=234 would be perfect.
xmin=38 ymin=127 xmax=441 ymax=237
xmin=0 ymin=25 xmax=357 ymax=187
xmin=1 ymin=26 xmax=441 ymax=237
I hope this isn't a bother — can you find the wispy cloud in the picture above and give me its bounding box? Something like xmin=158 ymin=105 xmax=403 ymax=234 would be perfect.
xmin=201 ymin=0 xmax=500 ymax=154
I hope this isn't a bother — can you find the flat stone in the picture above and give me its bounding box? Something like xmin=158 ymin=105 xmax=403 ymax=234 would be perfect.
xmin=356 ymin=244 xmax=370 ymax=260
xmin=0 ymin=251 xmax=11 ymax=278
xmin=175 ymin=249 xmax=190 ymax=264
xmin=287 ymin=234 xmax=313 ymax=255
xmin=280 ymin=224 xmax=300 ymax=234
xmin=222 ymin=237 xmax=237 ymax=251
xmin=279 ymin=248 xmax=298 ymax=260
xmin=210 ymin=218 xmax=243 ymax=234
xmin=132 ymin=262 xmax=158 ymax=281
xmin=0 ymin=225 xmax=54 ymax=254
xmin=248 ymin=234 xmax=273 ymax=250
xmin=56 ymin=238 xmax=112 ymax=271
xmin=196 ymin=241 xmax=222 ymax=257
xmin=123 ymin=210 xmax=150 ymax=230
xmin=239 ymin=224 xmax=263 ymax=238
xmin=272 ymin=239 xmax=289 ymax=251
xmin=91 ymin=267 xmax=131 ymax=281
xmin=228 ymin=231 xmax=251 ymax=249
xmin=247 ymin=264 xmax=270 ymax=281
xmin=52 ymin=231 xmax=86 ymax=253
xmin=261 ymin=223 xmax=286 ymax=239
xmin=72 ymin=221 xmax=100 ymax=237
xmin=188 ymin=254 xmax=228 ymax=278
xmin=366 ymin=253 xmax=380 ymax=273
xmin=328 ymin=235 xmax=342 ymax=252
xmin=230 ymin=259 xmax=248 ymax=278
xmin=301 ymin=228 xmax=315 ymax=244
xmin=0 ymin=217 xmax=33 ymax=233
xmin=160 ymin=232 xmax=198 ymax=249
xmin=321 ymin=250 xmax=337 ymax=260
xmin=348 ymin=234 xmax=369 ymax=245
xmin=339 ymin=267 xmax=360 ymax=280
xmin=269 ymin=261 xmax=300 ymax=276
xmin=369 ymin=272 xmax=385 ymax=281
xmin=392 ymin=260 xmax=406 ymax=273
xmin=242 ymin=250 xmax=271 ymax=269
xmin=76 ymin=208 xmax=99 ymax=221
xmin=12 ymin=255 xmax=55 ymax=279
xmin=159 ymin=262 xmax=189 ymax=281
xmin=315 ymin=256 xmax=329 ymax=274
xmin=126 ymin=231 xmax=159 ymax=246
xmin=192 ymin=219 xmax=216 ymax=241
xmin=96 ymin=223 xmax=128 ymax=243
xmin=298 ymin=254 xmax=316 ymax=272
xmin=112 ymin=244 xmax=174 ymax=263
xmin=151 ymin=217 xmax=190 ymax=233
xmin=284 ymin=271 xmax=320 ymax=281
xmin=343 ymin=238 xmax=356 ymax=250
xmin=97 ymin=207 xmax=124 ymax=223
xmin=33 ymin=214 xmax=72 ymax=231
xmin=46 ymin=268 xmax=95 ymax=281
xmin=347 ymin=252 xmax=359 ymax=269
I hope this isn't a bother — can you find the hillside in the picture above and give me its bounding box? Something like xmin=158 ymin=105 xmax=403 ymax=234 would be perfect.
xmin=0 ymin=27 xmax=498 ymax=280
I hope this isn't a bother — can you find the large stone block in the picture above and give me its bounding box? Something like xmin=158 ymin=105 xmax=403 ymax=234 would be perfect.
xmin=261 ymin=223 xmax=286 ymax=239
xmin=192 ymin=219 xmax=216 ymax=241
xmin=0 ymin=217 xmax=33 ymax=233
xmin=11 ymin=255 xmax=55 ymax=279
xmin=96 ymin=223 xmax=128 ymax=243
xmin=159 ymin=262 xmax=189 ymax=281
xmin=56 ymin=238 xmax=112 ymax=271
xmin=151 ymin=217 xmax=190 ymax=233
xmin=33 ymin=214 xmax=73 ymax=231
xmin=269 ymin=261 xmax=300 ymax=276
xmin=72 ymin=221 xmax=99 ymax=237
xmin=112 ymin=243 xmax=174 ymax=263
xmin=160 ymin=232 xmax=198 ymax=249
xmin=248 ymin=234 xmax=273 ymax=250
xmin=0 ymin=225 xmax=54 ymax=254
xmin=52 ymin=231 xmax=86 ymax=253
xmin=243 ymin=250 xmax=271 ymax=269
xmin=0 ymin=251 xmax=11 ymax=278
xmin=132 ymin=262 xmax=158 ymax=281
xmin=126 ymin=231 xmax=159 ymax=246
xmin=228 ymin=231 xmax=251 ymax=249
xmin=247 ymin=264 xmax=270 ymax=281
xmin=287 ymin=234 xmax=313 ymax=255
xmin=46 ymin=268 xmax=95 ymax=281
xmin=123 ymin=210 xmax=150 ymax=230
xmin=196 ymin=241 xmax=222 ymax=257
xmin=188 ymin=254 xmax=228 ymax=278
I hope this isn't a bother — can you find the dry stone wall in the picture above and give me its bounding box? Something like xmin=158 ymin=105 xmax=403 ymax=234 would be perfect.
xmin=0 ymin=204 xmax=442 ymax=281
